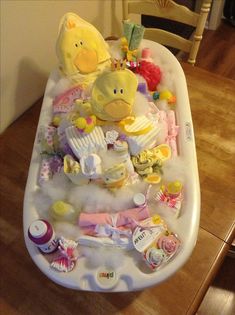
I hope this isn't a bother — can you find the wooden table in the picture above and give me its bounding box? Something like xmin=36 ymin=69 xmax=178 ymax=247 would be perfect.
xmin=0 ymin=63 xmax=234 ymax=315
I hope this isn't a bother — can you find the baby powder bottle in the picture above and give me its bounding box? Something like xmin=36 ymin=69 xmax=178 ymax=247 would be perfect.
xmin=50 ymin=200 xmax=78 ymax=223
xmin=28 ymin=219 xmax=58 ymax=253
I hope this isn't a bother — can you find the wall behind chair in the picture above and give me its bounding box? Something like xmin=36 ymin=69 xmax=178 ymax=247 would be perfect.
xmin=0 ymin=0 xmax=123 ymax=133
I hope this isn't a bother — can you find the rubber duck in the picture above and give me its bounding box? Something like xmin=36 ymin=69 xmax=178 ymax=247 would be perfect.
xmin=50 ymin=200 xmax=79 ymax=223
xmin=74 ymin=115 xmax=96 ymax=133
xmin=159 ymin=90 xmax=176 ymax=105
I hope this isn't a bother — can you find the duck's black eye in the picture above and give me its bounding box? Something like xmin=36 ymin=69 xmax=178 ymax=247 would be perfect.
xmin=120 ymin=88 xmax=124 ymax=94
xmin=80 ymin=41 xmax=83 ymax=45
xmin=75 ymin=43 xmax=78 ymax=47
xmin=113 ymin=89 xmax=117 ymax=94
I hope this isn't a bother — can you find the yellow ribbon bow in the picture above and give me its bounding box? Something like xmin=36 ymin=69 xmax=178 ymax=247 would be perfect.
xmin=120 ymin=37 xmax=138 ymax=62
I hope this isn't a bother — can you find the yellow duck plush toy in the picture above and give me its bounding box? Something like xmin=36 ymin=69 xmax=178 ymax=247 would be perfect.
xmin=91 ymin=66 xmax=138 ymax=122
xmin=56 ymin=12 xmax=111 ymax=85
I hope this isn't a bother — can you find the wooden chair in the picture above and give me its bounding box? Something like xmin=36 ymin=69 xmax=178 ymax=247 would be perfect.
xmin=122 ymin=0 xmax=212 ymax=65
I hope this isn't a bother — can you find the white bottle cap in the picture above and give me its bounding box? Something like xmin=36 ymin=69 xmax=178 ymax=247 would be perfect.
xmin=133 ymin=193 xmax=146 ymax=206
xmin=29 ymin=220 xmax=47 ymax=238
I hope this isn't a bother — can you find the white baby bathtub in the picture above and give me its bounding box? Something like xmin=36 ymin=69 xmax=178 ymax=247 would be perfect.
xmin=23 ymin=40 xmax=200 ymax=291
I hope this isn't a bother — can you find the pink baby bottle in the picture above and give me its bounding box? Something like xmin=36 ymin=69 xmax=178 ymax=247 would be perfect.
xmin=28 ymin=219 xmax=58 ymax=253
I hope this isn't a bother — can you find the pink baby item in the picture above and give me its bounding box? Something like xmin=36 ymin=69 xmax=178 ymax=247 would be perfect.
xmin=154 ymin=188 xmax=183 ymax=218
xmin=165 ymin=110 xmax=179 ymax=157
xmin=53 ymin=85 xmax=85 ymax=114
xmin=51 ymin=237 xmax=79 ymax=272
xmin=78 ymin=205 xmax=150 ymax=234
xmin=38 ymin=155 xmax=63 ymax=185
xmin=141 ymin=47 xmax=152 ymax=61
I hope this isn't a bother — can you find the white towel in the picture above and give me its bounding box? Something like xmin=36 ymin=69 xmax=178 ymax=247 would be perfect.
xmin=65 ymin=126 xmax=107 ymax=159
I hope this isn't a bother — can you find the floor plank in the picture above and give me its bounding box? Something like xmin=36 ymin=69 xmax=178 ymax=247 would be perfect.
xmin=193 ymin=18 xmax=235 ymax=315
xmin=197 ymin=257 xmax=235 ymax=315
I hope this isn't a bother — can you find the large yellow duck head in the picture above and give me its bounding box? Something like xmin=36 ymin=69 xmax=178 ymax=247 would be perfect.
xmin=56 ymin=13 xmax=110 ymax=76
xmin=91 ymin=67 xmax=138 ymax=121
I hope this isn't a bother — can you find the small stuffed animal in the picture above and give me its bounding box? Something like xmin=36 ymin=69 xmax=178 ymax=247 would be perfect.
xmin=74 ymin=115 xmax=96 ymax=133
xmin=103 ymin=163 xmax=128 ymax=190
xmin=91 ymin=68 xmax=138 ymax=121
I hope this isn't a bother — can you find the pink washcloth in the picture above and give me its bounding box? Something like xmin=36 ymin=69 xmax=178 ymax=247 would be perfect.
xmin=78 ymin=205 xmax=150 ymax=230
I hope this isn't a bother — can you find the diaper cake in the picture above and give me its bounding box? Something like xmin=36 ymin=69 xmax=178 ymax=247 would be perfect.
xmin=26 ymin=13 xmax=189 ymax=288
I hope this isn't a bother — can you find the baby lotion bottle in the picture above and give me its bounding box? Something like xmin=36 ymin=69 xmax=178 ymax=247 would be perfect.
xmin=28 ymin=219 xmax=58 ymax=253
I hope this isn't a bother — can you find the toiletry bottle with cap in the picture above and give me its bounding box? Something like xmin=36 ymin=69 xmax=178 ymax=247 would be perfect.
xmin=28 ymin=219 xmax=58 ymax=253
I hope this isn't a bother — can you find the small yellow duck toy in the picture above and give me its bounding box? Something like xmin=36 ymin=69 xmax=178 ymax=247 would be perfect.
xmin=159 ymin=90 xmax=176 ymax=105
xmin=50 ymin=200 xmax=79 ymax=223
xmin=74 ymin=115 xmax=96 ymax=133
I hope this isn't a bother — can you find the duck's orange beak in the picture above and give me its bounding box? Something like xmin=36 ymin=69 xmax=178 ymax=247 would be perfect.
xmin=74 ymin=48 xmax=98 ymax=74
xmin=168 ymin=95 xmax=176 ymax=104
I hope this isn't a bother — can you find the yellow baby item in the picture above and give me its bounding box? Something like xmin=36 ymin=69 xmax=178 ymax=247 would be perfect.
xmin=144 ymin=173 xmax=162 ymax=184
xmin=132 ymin=144 xmax=171 ymax=181
xmin=74 ymin=115 xmax=96 ymax=133
xmin=64 ymin=154 xmax=89 ymax=185
xmin=50 ymin=200 xmax=79 ymax=223
xmin=91 ymin=67 xmax=138 ymax=121
xmin=103 ymin=163 xmax=128 ymax=191
xmin=159 ymin=90 xmax=176 ymax=105
xmin=161 ymin=180 xmax=183 ymax=197
xmin=56 ymin=12 xmax=110 ymax=82
xmin=151 ymin=144 xmax=171 ymax=162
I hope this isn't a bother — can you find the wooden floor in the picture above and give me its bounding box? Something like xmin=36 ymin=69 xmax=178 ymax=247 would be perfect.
xmin=193 ymin=19 xmax=235 ymax=315
xmin=0 ymin=18 xmax=234 ymax=315
xmin=184 ymin=19 xmax=235 ymax=80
